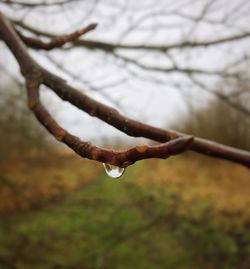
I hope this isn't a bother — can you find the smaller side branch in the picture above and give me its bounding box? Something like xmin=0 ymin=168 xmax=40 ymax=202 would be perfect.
xmin=16 ymin=23 xmax=97 ymax=50
xmin=26 ymin=78 xmax=193 ymax=167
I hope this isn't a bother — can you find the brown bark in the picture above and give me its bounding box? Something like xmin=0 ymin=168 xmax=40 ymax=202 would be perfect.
xmin=0 ymin=12 xmax=249 ymax=168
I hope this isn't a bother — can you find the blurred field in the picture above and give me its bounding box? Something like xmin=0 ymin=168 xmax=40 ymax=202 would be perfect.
xmin=0 ymin=152 xmax=250 ymax=269
xmin=0 ymin=153 xmax=101 ymax=212
xmin=135 ymin=153 xmax=250 ymax=221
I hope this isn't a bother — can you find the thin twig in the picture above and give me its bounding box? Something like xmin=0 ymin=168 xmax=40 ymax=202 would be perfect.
xmin=16 ymin=23 xmax=97 ymax=50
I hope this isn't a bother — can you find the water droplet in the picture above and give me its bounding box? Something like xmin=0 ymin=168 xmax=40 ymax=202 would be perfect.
xmin=103 ymin=163 xmax=125 ymax=179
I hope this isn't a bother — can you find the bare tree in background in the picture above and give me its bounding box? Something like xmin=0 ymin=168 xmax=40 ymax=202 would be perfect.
xmin=0 ymin=0 xmax=249 ymax=168
xmin=0 ymin=77 xmax=50 ymax=161
xmin=173 ymin=75 xmax=250 ymax=150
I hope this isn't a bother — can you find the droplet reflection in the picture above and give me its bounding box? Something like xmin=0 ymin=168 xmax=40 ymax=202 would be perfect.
xmin=103 ymin=163 xmax=125 ymax=179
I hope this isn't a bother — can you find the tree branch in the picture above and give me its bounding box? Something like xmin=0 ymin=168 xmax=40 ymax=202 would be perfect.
xmin=0 ymin=12 xmax=250 ymax=168
xmin=0 ymin=11 xmax=193 ymax=167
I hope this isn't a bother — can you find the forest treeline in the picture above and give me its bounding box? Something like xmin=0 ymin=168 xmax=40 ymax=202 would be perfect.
xmin=172 ymin=78 xmax=250 ymax=151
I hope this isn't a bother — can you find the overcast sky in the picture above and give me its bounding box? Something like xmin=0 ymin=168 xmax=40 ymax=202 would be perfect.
xmin=1 ymin=0 xmax=250 ymax=144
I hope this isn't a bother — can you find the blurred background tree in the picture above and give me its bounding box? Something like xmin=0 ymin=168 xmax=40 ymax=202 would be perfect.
xmin=173 ymin=73 xmax=250 ymax=150
xmin=0 ymin=76 xmax=49 ymax=162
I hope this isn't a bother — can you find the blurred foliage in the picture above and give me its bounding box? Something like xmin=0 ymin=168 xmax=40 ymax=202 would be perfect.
xmin=0 ymin=154 xmax=250 ymax=269
xmin=0 ymin=154 xmax=101 ymax=212
xmin=134 ymin=155 xmax=250 ymax=268
xmin=0 ymin=77 xmax=50 ymax=162
xmin=173 ymin=77 xmax=250 ymax=150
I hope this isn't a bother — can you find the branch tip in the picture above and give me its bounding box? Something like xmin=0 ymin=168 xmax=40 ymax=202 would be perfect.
xmin=88 ymin=23 xmax=98 ymax=30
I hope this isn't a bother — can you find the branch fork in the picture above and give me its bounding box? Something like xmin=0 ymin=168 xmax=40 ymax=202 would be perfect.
xmin=0 ymin=11 xmax=249 ymax=168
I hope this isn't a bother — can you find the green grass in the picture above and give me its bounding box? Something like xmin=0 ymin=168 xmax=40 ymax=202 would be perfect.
xmin=0 ymin=167 xmax=193 ymax=269
xmin=0 ymin=158 xmax=250 ymax=269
